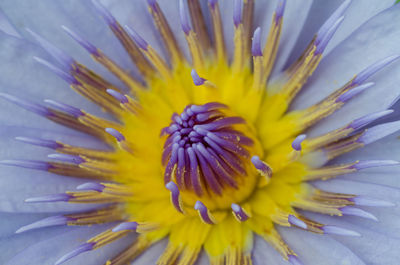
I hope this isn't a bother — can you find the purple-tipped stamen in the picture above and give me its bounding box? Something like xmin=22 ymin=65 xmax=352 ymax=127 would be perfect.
xmin=231 ymin=203 xmax=249 ymax=222
xmin=0 ymin=93 xmax=52 ymax=116
xmin=77 ymin=182 xmax=106 ymax=192
xmin=357 ymin=121 xmax=400 ymax=145
xmin=16 ymin=215 xmax=71 ymax=234
xmin=124 ymin=26 xmax=149 ymax=51
xmin=350 ymin=109 xmax=394 ymax=130
xmin=147 ymin=0 xmax=157 ymax=9
xmin=315 ymin=16 xmax=344 ymax=54
xmin=316 ymin=0 xmax=351 ymax=44
xmin=166 ymin=181 xmax=184 ymax=213
xmin=352 ymin=160 xmax=399 ymax=170
xmin=91 ymin=0 xmax=117 ymax=26
xmin=352 ymin=55 xmax=400 ymax=85
xmin=208 ymin=0 xmax=218 ymax=9
xmin=48 ymin=154 xmax=85 ymax=164
xmin=322 ymin=225 xmax=361 ymax=237
xmin=112 ymin=222 xmax=138 ymax=232
xmin=15 ymin=136 xmax=62 ymax=149
xmin=44 ymin=99 xmax=84 ymax=118
xmin=251 ymin=27 xmax=262 ymax=57
xmin=288 ymin=255 xmax=304 ymax=265
xmin=0 ymin=160 xmax=51 ymax=171
xmin=55 ymin=242 xmax=95 ymax=265
xmin=233 ymin=0 xmax=242 ymax=27
xmin=106 ymin=89 xmax=129 ymax=103
xmin=195 ymin=201 xmax=215 ymax=224
xmin=349 ymin=196 xmax=395 ymax=207
xmin=25 ymin=193 xmax=72 ymax=203
xmin=291 ymin=134 xmax=306 ymax=151
xmin=34 ymin=57 xmax=78 ymax=85
xmin=274 ymin=0 xmax=286 ymax=23
xmin=191 ymin=69 xmax=206 ymax=86
xmin=26 ymin=28 xmax=74 ymax=69
xmin=62 ymin=25 xmax=98 ymax=55
xmin=251 ymin=156 xmax=272 ymax=178
xmin=336 ymin=82 xmax=374 ymax=103
xmin=340 ymin=206 xmax=378 ymax=221
xmin=105 ymin=128 xmax=125 ymax=142
xmin=288 ymin=215 xmax=307 ymax=229
xmin=179 ymin=0 xmax=191 ymax=35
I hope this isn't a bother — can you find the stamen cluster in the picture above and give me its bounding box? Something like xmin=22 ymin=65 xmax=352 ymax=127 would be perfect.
xmin=162 ymin=102 xmax=253 ymax=196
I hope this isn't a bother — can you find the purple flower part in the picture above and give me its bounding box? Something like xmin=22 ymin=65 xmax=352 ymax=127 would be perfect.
xmin=48 ymin=153 xmax=85 ymax=164
xmin=194 ymin=201 xmax=214 ymax=224
xmin=0 ymin=93 xmax=52 ymax=116
xmin=291 ymin=134 xmax=306 ymax=151
xmin=288 ymin=255 xmax=304 ymax=265
xmin=190 ymin=102 xmax=227 ymax=113
xmin=336 ymin=82 xmax=374 ymax=103
xmin=25 ymin=193 xmax=72 ymax=203
xmin=352 ymin=160 xmax=399 ymax=170
xmin=106 ymin=89 xmax=128 ymax=103
xmin=251 ymin=156 xmax=272 ymax=176
xmin=352 ymin=55 xmax=399 ymax=85
xmin=166 ymin=181 xmax=184 ymax=213
xmin=316 ymin=0 xmax=351 ymax=44
xmin=15 ymin=215 xmax=71 ymax=234
xmin=274 ymin=0 xmax=286 ymax=23
xmin=349 ymin=109 xmax=393 ymax=130
xmin=147 ymin=0 xmax=157 ymax=10
xmin=55 ymin=242 xmax=95 ymax=265
xmin=0 ymin=159 xmax=51 ymax=171
xmin=349 ymin=196 xmax=395 ymax=207
xmin=105 ymin=128 xmax=125 ymax=142
xmin=208 ymin=0 xmax=218 ymax=9
xmin=231 ymin=203 xmax=249 ymax=222
xmin=179 ymin=0 xmax=191 ymax=35
xmin=322 ymin=225 xmax=361 ymax=237
xmin=44 ymin=99 xmax=84 ymax=118
xmin=26 ymin=28 xmax=74 ymax=69
xmin=315 ymin=16 xmax=344 ymax=55
xmin=340 ymin=206 xmax=378 ymax=221
xmin=62 ymin=25 xmax=98 ymax=55
xmin=15 ymin=136 xmax=62 ymax=149
xmin=76 ymin=182 xmax=105 ymax=192
xmin=357 ymin=121 xmax=400 ymax=145
xmin=34 ymin=57 xmax=78 ymax=85
xmin=112 ymin=221 xmax=138 ymax=232
xmin=288 ymin=215 xmax=307 ymax=229
xmin=124 ymin=26 xmax=148 ymax=50
xmin=91 ymin=0 xmax=117 ymax=26
xmin=233 ymin=0 xmax=242 ymax=27
xmin=251 ymin=27 xmax=262 ymax=57
xmin=191 ymin=69 xmax=205 ymax=86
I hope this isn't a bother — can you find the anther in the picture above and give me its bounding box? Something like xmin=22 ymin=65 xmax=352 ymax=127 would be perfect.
xmin=251 ymin=156 xmax=272 ymax=180
xmin=231 ymin=203 xmax=250 ymax=222
xmin=194 ymin=201 xmax=216 ymax=224
xmin=166 ymin=181 xmax=184 ymax=213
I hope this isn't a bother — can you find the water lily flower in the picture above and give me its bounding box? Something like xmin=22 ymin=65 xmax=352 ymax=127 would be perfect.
xmin=1 ymin=0 xmax=400 ymax=264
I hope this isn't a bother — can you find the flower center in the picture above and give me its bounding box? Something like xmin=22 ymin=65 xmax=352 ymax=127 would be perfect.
xmin=162 ymin=102 xmax=262 ymax=210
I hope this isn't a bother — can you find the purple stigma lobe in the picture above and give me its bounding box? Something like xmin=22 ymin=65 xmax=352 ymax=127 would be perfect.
xmin=195 ymin=201 xmax=215 ymax=224
xmin=291 ymin=134 xmax=306 ymax=151
xmin=166 ymin=181 xmax=184 ymax=213
xmin=231 ymin=203 xmax=249 ymax=222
